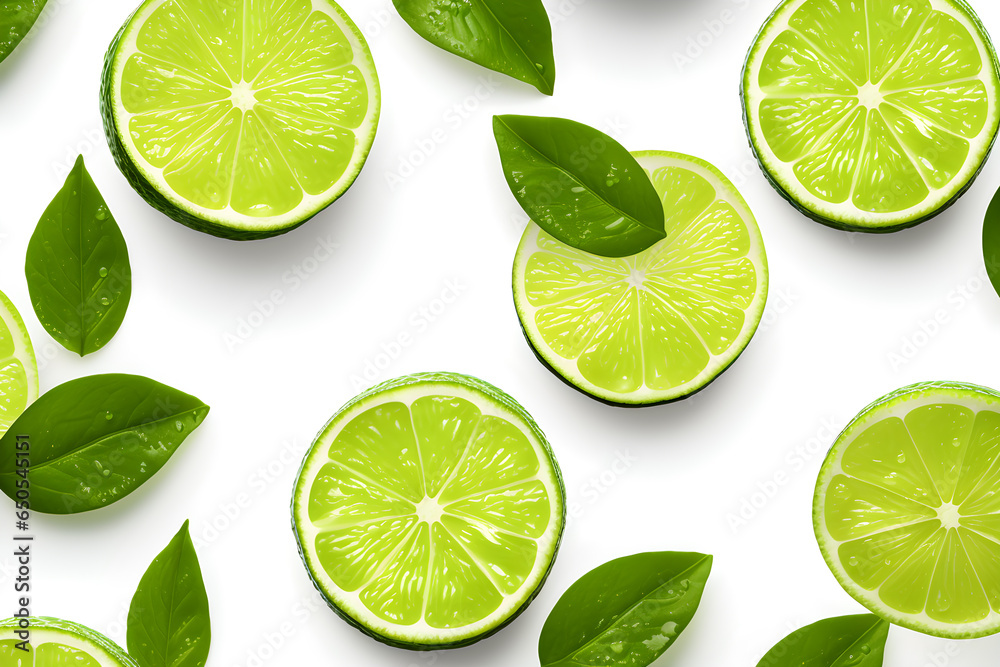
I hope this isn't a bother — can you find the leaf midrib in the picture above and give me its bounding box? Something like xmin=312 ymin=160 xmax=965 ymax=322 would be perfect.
xmin=473 ymin=0 xmax=551 ymax=94
xmin=545 ymin=554 xmax=711 ymax=666
xmin=155 ymin=531 xmax=185 ymax=667
xmin=497 ymin=118 xmax=665 ymax=240
xmin=74 ymin=163 xmax=90 ymax=353
xmin=0 ymin=405 xmax=205 ymax=478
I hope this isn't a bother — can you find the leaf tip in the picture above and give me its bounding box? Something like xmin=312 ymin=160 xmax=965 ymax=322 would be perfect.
xmin=535 ymin=76 xmax=555 ymax=96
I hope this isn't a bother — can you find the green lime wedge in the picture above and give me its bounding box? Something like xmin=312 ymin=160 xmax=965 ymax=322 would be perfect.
xmin=100 ymin=0 xmax=380 ymax=240
xmin=0 ymin=289 xmax=38 ymax=439
xmin=513 ymin=151 xmax=768 ymax=406
xmin=814 ymin=381 xmax=1000 ymax=638
xmin=1 ymin=616 xmax=139 ymax=667
xmin=292 ymin=372 xmax=565 ymax=649
xmin=742 ymin=0 xmax=1000 ymax=232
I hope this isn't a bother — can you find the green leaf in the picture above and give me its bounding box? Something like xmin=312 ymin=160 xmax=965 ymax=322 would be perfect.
xmin=26 ymin=154 xmax=132 ymax=356
xmin=128 ymin=521 xmax=211 ymax=667
xmin=539 ymin=552 xmax=712 ymax=667
xmin=985 ymin=185 xmax=1000 ymax=299
xmin=0 ymin=0 xmax=47 ymax=64
xmin=392 ymin=0 xmax=555 ymax=94
xmin=756 ymin=614 xmax=889 ymax=667
xmin=0 ymin=374 xmax=209 ymax=514
xmin=494 ymin=115 xmax=666 ymax=257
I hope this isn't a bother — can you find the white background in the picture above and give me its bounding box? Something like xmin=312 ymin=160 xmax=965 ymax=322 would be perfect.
xmin=2 ymin=0 xmax=1000 ymax=665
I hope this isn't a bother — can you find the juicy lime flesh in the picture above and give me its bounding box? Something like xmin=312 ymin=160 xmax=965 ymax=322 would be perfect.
xmin=1 ymin=639 xmax=101 ymax=666
xmin=822 ymin=395 xmax=1000 ymax=629
xmin=520 ymin=160 xmax=760 ymax=397
xmin=754 ymin=0 xmax=994 ymax=215
xmin=0 ymin=306 xmax=31 ymax=436
xmin=306 ymin=395 xmax=553 ymax=630
xmin=118 ymin=0 xmax=370 ymax=217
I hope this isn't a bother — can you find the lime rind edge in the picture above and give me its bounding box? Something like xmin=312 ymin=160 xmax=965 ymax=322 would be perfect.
xmin=512 ymin=150 xmax=769 ymax=407
xmin=813 ymin=380 xmax=1000 ymax=639
xmin=100 ymin=0 xmax=381 ymax=240
xmin=0 ymin=616 xmax=139 ymax=666
xmin=289 ymin=372 xmax=566 ymax=650
xmin=740 ymin=0 xmax=1000 ymax=232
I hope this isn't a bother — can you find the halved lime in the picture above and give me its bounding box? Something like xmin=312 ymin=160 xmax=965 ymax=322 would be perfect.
xmin=0 ymin=616 xmax=139 ymax=666
xmin=291 ymin=372 xmax=565 ymax=649
xmin=100 ymin=0 xmax=379 ymax=240
xmin=0 ymin=289 xmax=38 ymax=438
xmin=815 ymin=382 xmax=1000 ymax=638
xmin=513 ymin=151 xmax=768 ymax=406
xmin=742 ymin=0 xmax=1000 ymax=232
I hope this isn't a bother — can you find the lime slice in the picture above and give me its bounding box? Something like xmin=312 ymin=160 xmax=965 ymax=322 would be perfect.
xmin=0 ymin=289 xmax=38 ymax=438
xmin=815 ymin=381 xmax=1000 ymax=638
xmin=0 ymin=616 xmax=139 ymax=667
xmin=742 ymin=0 xmax=1000 ymax=232
xmin=292 ymin=372 xmax=565 ymax=649
xmin=513 ymin=151 xmax=768 ymax=406
xmin=100 ymin=0 xmax=379 ymax=240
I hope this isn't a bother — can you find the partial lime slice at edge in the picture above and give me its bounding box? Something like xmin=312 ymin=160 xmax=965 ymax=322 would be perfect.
xmin=814 ymin=381 xmax=1000 ymax=639
xmin=0 ymin=289 xmax=38 ymax=438
xmin=101 ymin=0 xmax=380 ymax=240
xmin=742 ymin=0 xmax=1000 ymax=231
xmin=1 ymin=616 xmax=139 ymax=666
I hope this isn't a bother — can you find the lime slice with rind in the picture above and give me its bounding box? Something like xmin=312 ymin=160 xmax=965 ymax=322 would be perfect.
xmin=291 ymin=372 xmax=565 ymax=649
xmin=513 ymin=151 xmax=768 ymax=406
xmin=0 ymin=289 xmax=38 ymax=438
xmin=742 ymin=0 xmax=1000 ymax=232
xmin=0 ymin=616 xmax=139 ymax=667
xmin=815 ymin=381 xmax=1000 ymax=638
xmin=100 ymin=0 xmax=379 ymax=240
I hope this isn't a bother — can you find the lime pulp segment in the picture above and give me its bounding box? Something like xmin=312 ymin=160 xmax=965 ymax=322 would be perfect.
xmin=292 ymin=373 xmax=565 ymax=649
xmin=0 ymin=290 xmax=38 ymax=438
xmin=513 ymin=151 xmax=768 ymax=406
xmin=102 ymin=0 xmax=379 ymax=239
xmin=1 ymin=617 xmax=140 ymax=667
xmin=815 ymin=382 xmax=1000 ymax=638
xmin=742 ymin=0 xmax=1000 ymax=231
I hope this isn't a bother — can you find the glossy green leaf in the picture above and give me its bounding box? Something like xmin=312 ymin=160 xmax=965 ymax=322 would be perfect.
xmin=756 ymin=614 xmax=889 ymax=667
xmin=985 ymin=185 xmax=1000 ymax=299
xmin=494 ymin=115 xmax=666 ymax=257
xmin=128 ymin=521 xmax=211 ymax=667
xmin=0 ymin=0 xmax=47 ymax=64
xmin=0 ymin=374 xmax=209 ymax=514
xmin=539 ymin=552 xmax=712 ymax=667
xmin=26 ymin=154 xmax=131 ymax=356
xmin=392 ymin=0 xmax=554 ymax=94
